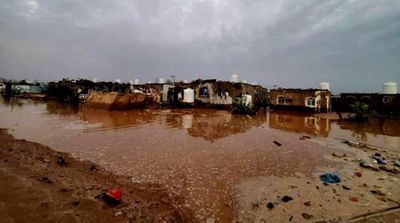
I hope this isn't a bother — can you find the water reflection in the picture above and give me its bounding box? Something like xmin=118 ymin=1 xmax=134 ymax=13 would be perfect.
xmin=1 ymin=99 xmax=398 ymax=150
xmin=77 ymin=108 xmax=267 ymax=140
xmin=268 ymin=110 xmax=331 ymax=137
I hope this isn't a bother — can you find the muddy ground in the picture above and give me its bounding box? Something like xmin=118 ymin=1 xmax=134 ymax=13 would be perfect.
xmin=0 ymin=129 xmax=194 ymax=223
xmin=1 ymin=124 xmax=400 ymax=223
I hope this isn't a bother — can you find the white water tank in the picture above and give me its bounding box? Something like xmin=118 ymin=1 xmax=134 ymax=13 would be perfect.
xmin=159 ymin=78 xmax=166 ymax=84
xmin=251 ymin=82 xmax=259 ymax=85
xmin=93 ymin=78 xmax=98 ymax=83
xmin=230 ymin=74 xmax=239 ymax=83
xmin=129 ymin=80 xmax=134 ymax=85
xmin=383 ymin=81 xmax=397 ymax=94
xmin=183 ymin=80 xmax=190 ymax=83
xmin=115 ymin=79 xmax=121 ymax=83
xmin=242 ymin=80 xmax=248 ymax=84
xmin=183 ymin=88 xmax=195 ymax=103
xmin=134 ymin=79 xmax=140 ymax=85
xmin=320 ymin=82 xmax=330 ymax=90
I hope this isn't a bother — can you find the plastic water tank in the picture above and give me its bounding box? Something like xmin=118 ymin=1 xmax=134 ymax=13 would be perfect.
xmin=383 ymin=81 xmax=397 ymax=94
xmin=159 ymin=78 xmax=166 ymax=84
xmin=134 ymin=79 xmax=140 ymax=85
xmin=183 ymin=88 xmax=195 ymax=103
xmin=183 ymin=80 xmax=190 ymax=83
xmin=320 ymin=82 xmax=330 ymax=91
xmin=230 ymin=74 xmax=239 ymax=83
xmin=242 ymin=80 xmax=248 ymax=84
xmin=129 ymin=80 xmax=134 ymax=85
xmin=115 ymin=79 xmax=121 ymax=83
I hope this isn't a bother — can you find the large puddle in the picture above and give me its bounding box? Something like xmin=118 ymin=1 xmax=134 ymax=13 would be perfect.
xmin=1 ymin=99 xmax=399 ymax=221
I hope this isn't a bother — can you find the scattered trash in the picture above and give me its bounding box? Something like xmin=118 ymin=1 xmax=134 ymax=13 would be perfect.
xmin=299 ymin=135 xmax=311 ymax=140
xmin=342 ymin=185 xmax=351 ymax=190
xmin=114 ymin=211 xmax=122 ymax=217
xmin=379 ymin=166 xmax=398 ymax=174
xmin=302 ymin=213 xmax=313 ymax=219
xmin=371 ymin=154 xmax=388 ymax=164
xmin=349 ymin=197 xmax=359 ymax=202
xmin=95 ymin=188 xmax=122 ymax=205
xmin=281 ymin=195 xmax=293 ymax=203
xmin=266 ymin=202 xmax=274 ymax=209
xmin=304 ymin=201 xmax=311 ymax=206
xmin=273 ymin=141 xmax=282 ymax=147
xmin=343 ymin=140 xmax=360 ymax=147
xmin=319 ymin=173 xmax=341 ymax=184
xmin=359 ymin=160 xmax=380 ymax=171
xmin=354 ymin=172 xmax=362 ymax=177
xmin=370 ymin=190 xmax=386 ymax=196
xmin=37 ymin=176 xmax=53 ymax=184
xmin=394 ymin=160 xmax=400 ymax=167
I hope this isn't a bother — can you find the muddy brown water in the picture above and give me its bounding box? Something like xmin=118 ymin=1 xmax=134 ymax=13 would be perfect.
xmin=1 ymin=99 xmax=399 ymax=221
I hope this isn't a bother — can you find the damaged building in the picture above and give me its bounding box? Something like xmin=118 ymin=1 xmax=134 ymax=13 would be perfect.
xmin=269 ymin=88 xmax=331 ymax=112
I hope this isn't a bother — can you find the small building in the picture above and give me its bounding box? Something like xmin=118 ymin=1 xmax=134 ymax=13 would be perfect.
xmin=338 ymin=93 xmax=400 ymax=117
xmin=269 ymin=88 xmax=331 ymax=112
xmin=190 ymin=79 xmax=268 ymax=108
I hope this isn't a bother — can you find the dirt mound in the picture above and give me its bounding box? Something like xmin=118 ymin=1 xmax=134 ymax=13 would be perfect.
xmin=85 ymin=91 xmax=146 ymax=110
xmin=0 ymin=129 xmax=194 ymax=223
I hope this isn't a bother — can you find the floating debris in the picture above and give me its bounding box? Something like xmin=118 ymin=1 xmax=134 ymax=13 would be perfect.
xmin=301 ymin=213 xmax=313 ymax=219
xmin=342 ymin=185 xmax=351 ymax=190
xmin=349 ymin=197 xmax=359 ymax=202
xmin=281 ymin=195 xmax=293 ymax=203
xmin=319 ymin=173 xmax=341 ymax=184
xmin=266 ymin=202 xmax=274 ymax=209
xmin=273 ymin=141 xmax=282 ymax=146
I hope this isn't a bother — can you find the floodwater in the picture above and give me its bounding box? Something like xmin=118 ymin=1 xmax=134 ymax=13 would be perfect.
xmin=1 ymin=99 xmax=399 ymax=221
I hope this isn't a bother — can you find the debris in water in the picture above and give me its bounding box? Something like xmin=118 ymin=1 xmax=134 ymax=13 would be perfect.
xmin=301 ymin=213 xmax=313 ymax=219
xmin=349 ymin=197 xmax=359 ymax=202
xmin=273 ymin=141 xmax=282 ymax=146
xmin=370 ymin=190 xmax=386 ymax=196
xmin=342 ymin=185 xmax=351 ymax=190
xmin=281 ymin=196 xmax=293 ymax=203
xmin=266 ymin=202 xmax=274 ymax=209
xmin=319 ymin=173 xmax=341 ymax=184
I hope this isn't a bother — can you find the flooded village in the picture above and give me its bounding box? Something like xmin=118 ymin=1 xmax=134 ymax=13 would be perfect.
xmin=1 ymin=76 xmax=400 ymax=222
xmin=3 ymin=0 xmax=400 ymax=222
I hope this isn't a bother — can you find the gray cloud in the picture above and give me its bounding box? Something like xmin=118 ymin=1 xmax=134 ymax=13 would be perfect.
xmin=0 ymin=0 xmax=399 ymax=93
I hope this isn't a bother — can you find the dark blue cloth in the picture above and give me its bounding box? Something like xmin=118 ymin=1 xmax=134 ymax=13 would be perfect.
xmin=319 ymin=173 xmax=341 ymax=184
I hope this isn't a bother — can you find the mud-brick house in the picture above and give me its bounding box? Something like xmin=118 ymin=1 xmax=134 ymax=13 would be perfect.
xmin=190 ymin=79 xmax=268 ymax=108
xmin=338 ymin=93 xmax=400 ymax=117
xmin=269 ymin=88 xmax=331 ymax=112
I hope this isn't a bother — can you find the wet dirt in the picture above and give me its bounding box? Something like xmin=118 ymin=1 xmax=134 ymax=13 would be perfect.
xmin=0 ymin=129 xmax=193 ymax=223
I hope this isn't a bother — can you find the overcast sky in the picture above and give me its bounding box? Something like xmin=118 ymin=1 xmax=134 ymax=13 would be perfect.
xmin=0 ymin=0 xmax=399 ymax=93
